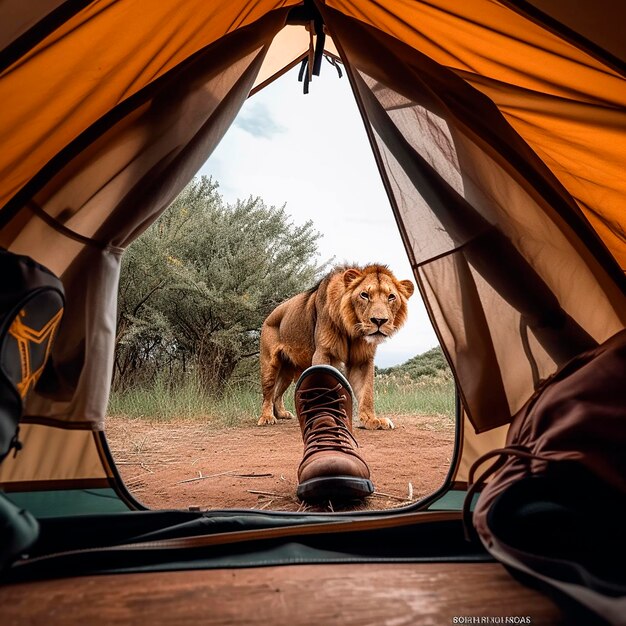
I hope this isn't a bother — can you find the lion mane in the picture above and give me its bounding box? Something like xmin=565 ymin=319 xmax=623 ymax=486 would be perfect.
xmin=258 ymin=264 xmax=414 ymax=429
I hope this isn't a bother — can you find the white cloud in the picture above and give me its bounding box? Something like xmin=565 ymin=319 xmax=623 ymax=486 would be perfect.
xmin=234 ymin=101 xmax=286 ymax=139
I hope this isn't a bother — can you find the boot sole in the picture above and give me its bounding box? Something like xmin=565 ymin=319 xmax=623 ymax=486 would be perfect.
xmin=297 ymin=476 xmax=374 ymax=502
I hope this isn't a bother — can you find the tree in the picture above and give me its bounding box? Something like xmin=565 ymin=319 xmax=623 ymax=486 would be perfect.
xmin=114 ymin=176 xmax=325 ymax=391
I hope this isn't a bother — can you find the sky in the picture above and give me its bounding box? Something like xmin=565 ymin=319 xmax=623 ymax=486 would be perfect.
xmin=198 ymin=62 xmax=439 ymax=367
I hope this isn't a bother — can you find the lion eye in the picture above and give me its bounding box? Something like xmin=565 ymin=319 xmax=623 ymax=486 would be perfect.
xmin=388 ymin=293 xmax=397 ymax=302
xmin=360 ymin=292 xmax=369 ymax=300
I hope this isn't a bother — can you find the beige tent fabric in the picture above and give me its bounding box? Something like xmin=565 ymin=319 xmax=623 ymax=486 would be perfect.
xmin=253 ymin=25 xmax=339 ymax=93
xmin=0 ymin=10 xmax=288 ymax=437
xmin=254 ymin=25 xmax=311 ymax=91
xmin=453 ymin=412 xmax=508 ymax=486
xmin=0 ymin=424 xmax=109 ymax=485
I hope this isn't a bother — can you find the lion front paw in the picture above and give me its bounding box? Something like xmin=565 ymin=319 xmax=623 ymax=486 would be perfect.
xmin=275 ymin=410 xmax=294 ymax=420
xmin=257 ymin=414 xmax=277 ymax=426
xmin=359 ymin=416 xmax=395 ymax=430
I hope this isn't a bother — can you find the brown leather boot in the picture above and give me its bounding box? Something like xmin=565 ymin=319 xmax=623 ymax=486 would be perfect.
xmin=295 ymin=365 xmax=374 ymax=502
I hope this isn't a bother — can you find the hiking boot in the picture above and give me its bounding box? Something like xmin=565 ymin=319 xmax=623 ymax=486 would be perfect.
xmin=295 ymin=365 xmax=374 ymax=502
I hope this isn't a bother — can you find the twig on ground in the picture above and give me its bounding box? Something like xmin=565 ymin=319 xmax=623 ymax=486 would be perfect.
xmin=118 ymin=458 xmax=179 ymax=465
xmin=247 ymin=489 xmax=292 ymax=499
xmin=371 ymin=490 xmax=410 ymax=502
xmin=408 ymin=482 xmax=414 ymax=500
xmin=176 ymin=470 xmax=236 ymax=484
xmin=233 ymin=473 xmax=273 ymax=478
xmin=257 ymin=499 xmax=275 ymax=510
xmin=124 ymin=478 xmax=146 ymax=488
xmin=327 ymin=500 xmax=334 ymax=512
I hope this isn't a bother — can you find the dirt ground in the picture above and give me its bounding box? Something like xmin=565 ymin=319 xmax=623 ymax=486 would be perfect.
xmin=106 ymin=413 xmax=455 ymax=513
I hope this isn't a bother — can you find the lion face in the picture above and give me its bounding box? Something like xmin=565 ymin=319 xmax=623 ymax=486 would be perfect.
xmin=342 ymin=266 xmax=415 ymax=344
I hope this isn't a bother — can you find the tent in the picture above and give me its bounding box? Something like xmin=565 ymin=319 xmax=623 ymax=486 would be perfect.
xmin=0 ymin=0 xmax=624 ymax=622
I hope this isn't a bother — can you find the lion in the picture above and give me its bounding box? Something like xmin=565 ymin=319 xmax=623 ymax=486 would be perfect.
xmin=257 ymin=264 xmax=415 ymax=429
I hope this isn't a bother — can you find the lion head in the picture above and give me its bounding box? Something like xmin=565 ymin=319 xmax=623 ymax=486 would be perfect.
xmin=340 ymin=265 xmax=415 ymax=344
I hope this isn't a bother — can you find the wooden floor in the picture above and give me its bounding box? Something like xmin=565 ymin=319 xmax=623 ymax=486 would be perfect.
xmin=1 ymin=562 xmax=566 ymax=626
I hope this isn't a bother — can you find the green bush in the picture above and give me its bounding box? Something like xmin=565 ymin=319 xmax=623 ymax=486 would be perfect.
xmin=115 ymin=176 xmax=325 ymax=392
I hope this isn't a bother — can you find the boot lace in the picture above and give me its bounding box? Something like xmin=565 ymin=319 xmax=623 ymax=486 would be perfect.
xmin=297 ymin=384 xmax=361 ymax=462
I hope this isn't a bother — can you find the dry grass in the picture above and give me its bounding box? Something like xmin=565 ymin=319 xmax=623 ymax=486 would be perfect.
xmin=108 ymin=373 xmax=456 ymax=427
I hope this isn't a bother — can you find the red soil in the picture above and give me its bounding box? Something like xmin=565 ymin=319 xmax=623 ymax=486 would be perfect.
xmin=106 ymin=413 xmax=455 ymax=513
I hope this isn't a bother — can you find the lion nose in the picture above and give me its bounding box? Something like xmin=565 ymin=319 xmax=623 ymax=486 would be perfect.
xmin=371 ymin=317 xmax=388 ymax=327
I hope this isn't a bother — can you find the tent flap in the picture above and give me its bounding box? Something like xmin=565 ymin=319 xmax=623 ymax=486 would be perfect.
xmin=325 ymin=6 xmax=626 ymax=432
xmin=0 ymin=8 xmax=288 ymax=462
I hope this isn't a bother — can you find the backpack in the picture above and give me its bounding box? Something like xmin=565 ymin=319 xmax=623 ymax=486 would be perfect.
xmin=0 ymin=249 xmax=64 ymax=570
